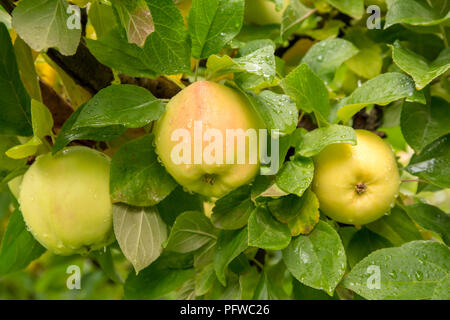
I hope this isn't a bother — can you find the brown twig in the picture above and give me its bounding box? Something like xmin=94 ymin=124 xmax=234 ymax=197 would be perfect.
xmin=39 ymin=79 xmax=74 ymax=131
xmin=0 ymin=0 xmax=14 ymax=13
xmin=352 ymin=106 xmax=386 ymax=137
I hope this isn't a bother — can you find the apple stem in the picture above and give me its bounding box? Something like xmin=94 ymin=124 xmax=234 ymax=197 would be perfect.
xmin=401 ymin=179 xmax=426 ymax=183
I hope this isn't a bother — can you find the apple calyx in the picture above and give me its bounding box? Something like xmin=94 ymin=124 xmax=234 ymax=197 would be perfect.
xmin=355 ymin=182 xmax=367 ymax=195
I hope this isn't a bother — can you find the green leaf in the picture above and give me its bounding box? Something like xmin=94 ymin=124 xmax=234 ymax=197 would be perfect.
xmin=294 ymin=125 xmax=357 ymax=157
xmin=344 ymin=28 xmax=382 ymax=79
xmin=406 ymin=135 xmax=450 ymax=188
xmin=303 ymin=19 xmax=345 ymax=41
xmin=0 ymin=23 xmax=32 ymax=136
xmin=239 ymin=266 xmax=261 ymax=299
xmin=124 ymin=255 xmax=195 ymax=299
xmin=367 ymin=206 xmax=423 ymax=246
xmin=391 ymin=42 xmax=450 ymax=90
xmin=337 ymin=73 xmax=426 ymax=122
xmin=165 ymin=211 xmax=217 ymax=253
xmin=347 ymin=228 xmax=393 ymax=268
xmin=293 ymin=279 xmax=337 ymax=300
xmin=73 ymin=85 xmax=164 ymax=129
xmin=228 ymin=253 xmax=251 ymax=274
xmin=12 ymin=0 xmax=81 ymax=55
xmin=91 ymin=247 xmax=124 ymax=284
xmin=5 ymin=136 xmax=42 ymax=160
xmin=326 ymin=0 xmax=364 ymax=19
xmin=194 ymin=239 xmax=216 ymax=268
xmin=234 ymin=72 xmax=279 ymax=91
xmin=110 ymin=135 xmax=177 ymax=207
xmin=0 ymin=186 xmax=10 ymax=221
xmin=235 ymin=24 xmax=280 ymax=43
xmin=342 ymin=241 xmax=450 ymax=300
xmin=347 ymin=47 xmax=382 ymax=80
xmin=233 ymin=46 xmax=276 ymax=80
xmin=405 ymin=203 xmax=450 ymax=246
xmin=0 ymin=209 xmax=46 ymax=277
xmin=280 ymin=63 xmax=329 ymax=121
xmin=206 ymin=54 xmax=236 ymax=76
xmin=195 ymin=263 xmax=216 ymax=296
xmin=251 ymin=175 xmax=290 ymax=200
xmin=264 ymin=261 xmax=295 ymax=300
xmin=157 ymin=186 xmax=204 ymax=226
xmin=252 ymin=271 xmax=271 ymax=300
xmin=0 ymin=167 xmax=28 ymax=187
xmin=238 ymin=39 xmax=276 ymax=56
xmin=86 ymin=29 xmax=158 ymax=78
xmin=401 ymin=97 xmax=450 ymax=153
xmin=0 ymin=9 xmax=11 ymax=29
xmin=248 ymin=207 xmax=291 ymax=250
xmin=207 ymin=46 xmax=276 ymax=80
xmin=302 ymin=38 xmax=358 ymax=84
xmin=282 ymin=220 xmax=346 ymax=296
xmin=245 ymin=90 xmax=298 ymax=135
xmin=432 ymin=274 xmax=450 ymax=300
xmin=111 ymin=0 xmax=154 ymax=47
xmin=189 ymin=0 xmax=245 ymax=59
xmin=267 ymin=189 xmax=320 ymax=236
xmin=385 ymin=0 xmax=450 ymax=29
xmin=211 ymin=185 xmax=254 ymax=230
xmin=276 ymin=156 xmax=314 ymax=197
xmin=88 ymin=0 xmax=117 ymax=38
xmin=0 ymin=136 xmax=27 ymax=178
xmin=281 ymin=0 xmax=315 ymax=40
xmin=53 ymin=104 xmax=126 ymax=154
xmin=113 ymin=204 xmax=167 ymax=273
xmin=207 ymin=272 xmax=241 ymax=299
xmin=14 ymin=37 xmax=42 ymax=102
xmin=214 ymin=227 xmax=248 ymax=286
xmin=142 ymin=0 xmax=191 ymax=74
xmin=31 ymin=100 xmax=53 ymax=140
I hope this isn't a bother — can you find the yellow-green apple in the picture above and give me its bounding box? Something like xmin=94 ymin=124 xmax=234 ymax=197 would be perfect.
xmin=154 ymin=81 xmax=265 ymax=198
xmin=312 ymin=129 xmax=400 ymax=225
xmin=19 ymin=146 xmax=114 ymax=255
xmin=245 ymin=0 xmax=288 ymax=25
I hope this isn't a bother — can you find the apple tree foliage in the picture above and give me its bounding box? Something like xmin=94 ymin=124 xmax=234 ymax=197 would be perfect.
xmin=0 ymin=0 xmax=449 ymax=300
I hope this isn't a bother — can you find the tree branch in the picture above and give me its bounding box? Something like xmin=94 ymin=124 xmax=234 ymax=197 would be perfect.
xmin=1 ymin=0 xmax=114 ymax=93
xmin=119 ymin=75 xmax=182 ymax=99
xmin=352 ymin=106 xmax=386 ymax=137
xmin=0 ymin=0 xmax=14 ymax=14
xmin=46 ymin=43 xmax=113 ymax=94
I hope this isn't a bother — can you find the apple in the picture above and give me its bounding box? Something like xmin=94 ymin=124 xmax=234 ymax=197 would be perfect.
xmin=245 ymin=0 xmax=288 ymax=25
xmin=312 ymin=129 xmax=400 ymax=225
xmin=19 ymin=146 xmax=114 ymax=255
xmin=154 ymin=81 xmax=265 ymax=198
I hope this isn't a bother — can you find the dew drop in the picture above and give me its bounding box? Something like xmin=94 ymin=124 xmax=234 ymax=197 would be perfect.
xmin=415 ymin=271 xmax=423 ymax=281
